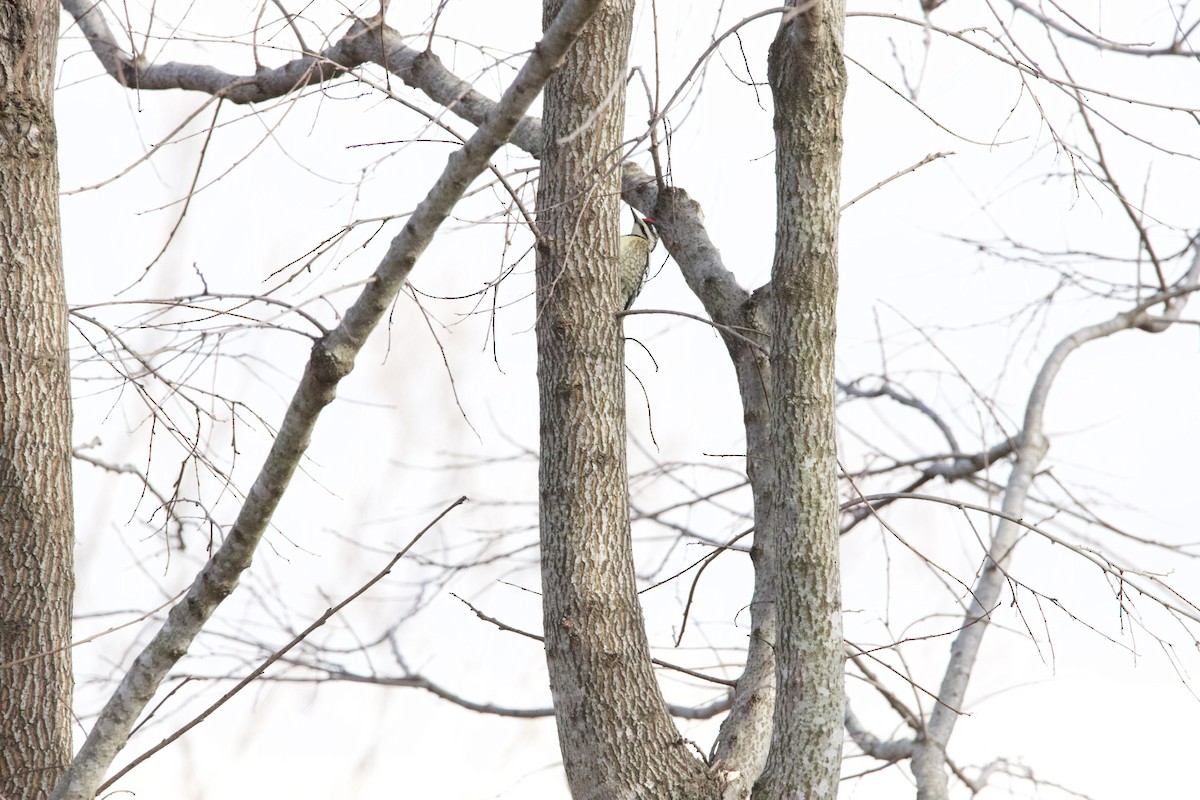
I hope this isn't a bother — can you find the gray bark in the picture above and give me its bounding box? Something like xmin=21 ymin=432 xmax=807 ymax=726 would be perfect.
xmin=534 ymin=3 xmax=719 ymax=798
xmin=632 ymin=183 xmax=779 ymax=796
xmin=910 ymin=275 xmax=1200 ymax=798
xmin=59 ymin=0 xmax=542 ymax=157
xmin=59 ymin=2 xmax=853 ymax=796
xmin=49 ymin=2 xmax=606 ymax=797
xmin=55 ymin=3 xmax=1200 ymax=798
xmin=753 ymin=2 xmax=847 ymax=799
xmin=0 ymin=2 xmax=75 ymax=797
xmin=709 ymin=317 xmax=776 ymax=797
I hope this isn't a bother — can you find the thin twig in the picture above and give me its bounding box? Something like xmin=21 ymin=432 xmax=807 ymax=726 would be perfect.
xmin=96 ymin=497 xmax=466 ymax=792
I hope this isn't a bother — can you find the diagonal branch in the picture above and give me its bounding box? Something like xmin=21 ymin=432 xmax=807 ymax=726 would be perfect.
xmin=61 ymin=0 xmax=365 ymax=101
xmin=50 ymin=2 xmax=605 ymax=796
xmin=61 ymin=2 xmax=752 ymax=327
xmin=94 ymin=497 xmax=465 ymax=792
xmin=910 ymin=278 xmax=1200 ymax=800
xmin=64 ymin=0 xmax=766 ymax=783
xmin=60 ymin=1 xmax=548 ymax=153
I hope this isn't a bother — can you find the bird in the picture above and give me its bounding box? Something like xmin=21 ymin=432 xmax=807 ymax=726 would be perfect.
xmin=618 ymin=210 xmax=658 ymax=311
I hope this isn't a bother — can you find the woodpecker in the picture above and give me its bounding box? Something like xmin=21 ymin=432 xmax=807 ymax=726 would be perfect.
xmin=618 ymin=210 xmax=658 ymax=311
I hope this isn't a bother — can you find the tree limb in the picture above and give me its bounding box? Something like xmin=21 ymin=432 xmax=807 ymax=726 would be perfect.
xmin=50 ymin=2 xmax=606 ymax=796
xmin=910 ymin=279 xmax=1200 ymax=800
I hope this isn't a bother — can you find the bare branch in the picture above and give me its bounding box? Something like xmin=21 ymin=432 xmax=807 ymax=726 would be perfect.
xmin=95 ymin=497 xmax=465 ymax=793
xmin=1007 ymin=0 xmax=1199 ymax=56
xmin=451 ymin=594 xmax=737 ymax=689
xmin=910 ymin=278 xmax=1200 ymax=799
xmin=50 ymin=2 xmax=607 ymax=795
xmin=61 ymin=0 xmax=364 ymax=101
xmin=844 ymin=704 xmax=914 ymax=762
xmin=254 ymin=664 xmax=733 ymax=720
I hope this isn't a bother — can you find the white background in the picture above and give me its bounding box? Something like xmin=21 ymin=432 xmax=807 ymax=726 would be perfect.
xmin=55 ymin=1 xmax=1199 ymax=798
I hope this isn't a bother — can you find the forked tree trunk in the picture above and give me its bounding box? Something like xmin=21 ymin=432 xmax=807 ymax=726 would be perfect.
xmin=534 ymin=1 xmax=719 ymax=798
xmin=0 ymin=2 xmax=76 ymax=798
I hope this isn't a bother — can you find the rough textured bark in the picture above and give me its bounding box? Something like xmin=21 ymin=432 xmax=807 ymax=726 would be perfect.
xmin=51 ymin=3 xmax=606 ymax=797
xmin=753 ymin=2 xmax=847 ymax=799
xmin=627 ymin=171 xmax=781 ymax=800
xmin=534 ymin=3 xmax=718 ymax=798
xmin=709 ymin=316 xmax=776 ymax=795
xmin=0 ymin=1 xmax=75 ymax=797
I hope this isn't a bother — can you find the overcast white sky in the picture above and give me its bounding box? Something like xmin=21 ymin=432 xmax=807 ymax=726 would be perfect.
xmin=55 ymin=2 xmax=1200 ymax=798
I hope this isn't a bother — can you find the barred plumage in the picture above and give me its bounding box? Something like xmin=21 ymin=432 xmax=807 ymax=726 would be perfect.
xmin=618 ymin=210 xmax=658 ymax=311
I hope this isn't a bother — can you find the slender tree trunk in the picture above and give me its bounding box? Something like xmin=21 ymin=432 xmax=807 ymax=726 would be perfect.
xmin=534 ymin=2 xmax=718 ymax=797
xmin=753 ymin=2 xmax=847 ymax=798
xmin=643 ymin=186 xmax=781 ymax=796
xmin=0 ymin=2 xmax=76 ymax=798
xmin=711 ymin=310 xmax=777 ymax=792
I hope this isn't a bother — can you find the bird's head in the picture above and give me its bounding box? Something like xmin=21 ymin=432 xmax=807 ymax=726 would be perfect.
xmin=629 ymin=210 xmax=659 ymax=249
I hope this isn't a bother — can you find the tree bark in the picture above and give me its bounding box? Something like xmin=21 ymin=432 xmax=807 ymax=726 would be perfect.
xmin=710 ymin=316 xmax=777 ymax=794
xmin=534 ymin=3 xmax=719 ymax=798
xmin=753 ymin=2 xmax=847 ymax=799
xmin=628 ymin=166 xmax=781 ymax=800
xmin=51 ymin=1 xmax=608 ymax=795
xmin=0 ymin=2 xmax=75 ymax=798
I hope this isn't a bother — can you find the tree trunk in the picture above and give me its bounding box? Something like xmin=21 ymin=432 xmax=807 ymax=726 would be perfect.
xmin=711 ymin=302 xmax=777 ymax=793
xmin=0 ymin=2 xmax=76 ymax=798
xmin=753 ymin=2 xmax=847 ymax=798
xmin=534 ymin=2 xmax=718 ymax=798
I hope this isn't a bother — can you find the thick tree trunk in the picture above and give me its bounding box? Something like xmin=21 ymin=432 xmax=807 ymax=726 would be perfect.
xmin=534 ymin=2 xmax=718 ymax=798
xmin=0 ymin=2 xmax=76 ymax=798
xmin=753 ymin=2 xmax=847 ymax=799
